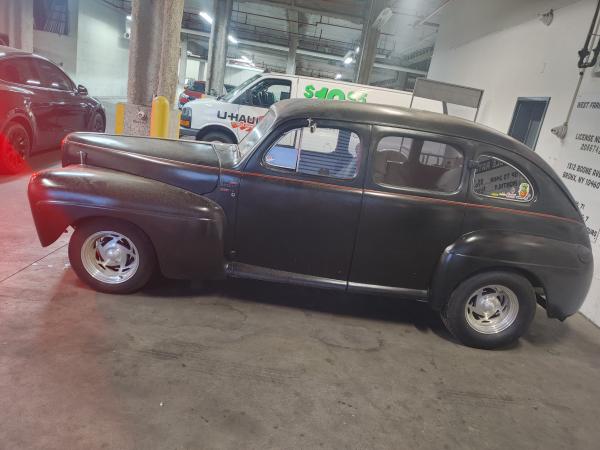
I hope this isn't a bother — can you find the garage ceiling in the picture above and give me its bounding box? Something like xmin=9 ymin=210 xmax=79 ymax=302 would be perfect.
xmin=103 ymin=0 xmax=447 ymax=82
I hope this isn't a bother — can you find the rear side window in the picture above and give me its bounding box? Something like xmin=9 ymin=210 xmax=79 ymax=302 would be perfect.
xmin=472 ymin=155 xmax=534 ymax=202
xmin=264 ymin=127 xmax=361 ymax=180
xmin=0 ymin=57 xmax=42 ymax=86
xmin=373 ymin=135 xmax=464 ymax=193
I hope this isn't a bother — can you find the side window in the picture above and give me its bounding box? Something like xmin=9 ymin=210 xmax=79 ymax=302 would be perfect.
xmin=472 ymin=156 xmax=534 ymax=202
xmin=33 ymin=59 xmax=73 ymax=90
xmin=0 ymin=57 xmax=42 ymax=86
xmin=238 ymin=79 xmax=292 ymax=107
xmin=264 ymin=126 xmax=361 ymax=180
xmin=373 ymin=135 xmax=464 ymax=193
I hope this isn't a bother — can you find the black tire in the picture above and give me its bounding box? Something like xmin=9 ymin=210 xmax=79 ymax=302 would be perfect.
xmin=198 ymin=130 xmax=234 ymax=143
xmin=0 ymin=122 xmax=30 ymax=174
xmin=441 ymin=271 xmax=536 ymax=349
xmin=91 ymin=112 xmax=106 ymax=133
xmin=68 ymin=218 xmax=156 ymax=294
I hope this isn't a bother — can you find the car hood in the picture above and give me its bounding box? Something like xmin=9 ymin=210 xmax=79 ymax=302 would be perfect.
xmin=186 ymin=97 xmax=222 ymax=108
xmin=62 ymin=133 xmax=222 ymax=195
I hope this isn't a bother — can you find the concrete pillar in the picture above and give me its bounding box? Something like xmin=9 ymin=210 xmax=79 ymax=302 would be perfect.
xmin=178 ymin=36 xmax=188 ymax=88
xmin=206 ymin=0 xmax=233 ymax=96
xmin=125 ymin=0 xmax=184 ymax=137
xmin=4 ymin=0 xmax=33 ymax=51
xmin=286 ymin=35 xmax=298 ymax=75
xmin=286 ymin=10 xmax=299 ymax=75
xmin=355 ymin=0 xmax=386 ymax=85
xmin=198 ymin=61 xmax=207 ymax=81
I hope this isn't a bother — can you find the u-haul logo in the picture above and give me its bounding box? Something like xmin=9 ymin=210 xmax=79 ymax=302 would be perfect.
xmin=217 ymin=110 xmax=261 ymax=132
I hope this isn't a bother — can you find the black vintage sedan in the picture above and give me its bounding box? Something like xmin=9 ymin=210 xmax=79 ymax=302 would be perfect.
xmin=28 ymin=99 xmax=593 ymax=349
xmin=0 ymin=45 xmax=105 ymax=174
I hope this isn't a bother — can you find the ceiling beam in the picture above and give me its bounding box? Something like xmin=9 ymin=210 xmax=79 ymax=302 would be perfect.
xmin=182 ymin=28 xmax=427 ymax=75
xmin=237 ymin=0 xmax=365 ymax=24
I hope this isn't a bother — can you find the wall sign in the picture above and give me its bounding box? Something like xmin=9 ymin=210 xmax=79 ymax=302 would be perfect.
xmin=559 ymin=94 xmax=600 ymax=247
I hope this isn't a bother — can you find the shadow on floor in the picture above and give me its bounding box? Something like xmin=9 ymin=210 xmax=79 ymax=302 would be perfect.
xmin=138 ymin=275 xmax=582 ymax=350
xmin=141 ymin=276 xmax=461 ymax=344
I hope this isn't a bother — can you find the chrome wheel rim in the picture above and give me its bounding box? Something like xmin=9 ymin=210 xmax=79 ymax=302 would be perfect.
xmin=81 ymin=231 xmax=139 ymax=284
xmin=464 ymin=285 xmax=519 ymax=334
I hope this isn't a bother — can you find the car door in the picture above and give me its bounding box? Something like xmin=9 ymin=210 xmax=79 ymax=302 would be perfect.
xmin=233 ymin=118 xmax=369 ymax=285
xmin=349 ymin=126 xmax=471 ymax=296
xmin=233 ymin=77 xmax=293 ymax=141
xmin=0 ymin=56 xmax=55 ymax=151
xmin=32 ymin=58 xmax=88 ymax=143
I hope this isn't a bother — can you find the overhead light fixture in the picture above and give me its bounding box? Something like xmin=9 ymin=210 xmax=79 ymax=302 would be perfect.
xmin=199 ymin=11 xmax=213 ymax=24
xmin=228 ymin=35 xmax=238 ymax=44
xmin=355 ymin=46 xmax=360 ymax=53
xmin=343 ymin=56 xmax=353 ymax=65
xmin=372 ymin=7 xmax=393 ymax=31
xmin=126 ymin=15 xmax=132 ymax=21
xmin=335 ymin=73 xmax=342 ymax=80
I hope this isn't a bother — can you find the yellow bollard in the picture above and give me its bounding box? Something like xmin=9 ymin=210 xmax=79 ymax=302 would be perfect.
xmin=114 ymin=102 xmax=125 ymax=135
xmin=150 ymin=96 xmax=170 ymax=138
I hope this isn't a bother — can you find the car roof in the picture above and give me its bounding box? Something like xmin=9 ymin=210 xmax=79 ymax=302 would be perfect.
xmin=270 ymin=98 xmax=576 ymax=207
xmin=272 ymin=98 xmax=521 ymax=151
xmin=0 ymin=45 xmax=31 ymax=57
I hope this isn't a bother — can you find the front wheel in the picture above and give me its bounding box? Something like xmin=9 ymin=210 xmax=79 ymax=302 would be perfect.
xmin=91 ymin=112 xmax=106 ymax=133
xmin=198 ymin=130 xmax=234 ymax=144
xmin=68 ymin=219 xmax=156 ymax=294
xmin=441 ymin=271 xmax=537 ymax=349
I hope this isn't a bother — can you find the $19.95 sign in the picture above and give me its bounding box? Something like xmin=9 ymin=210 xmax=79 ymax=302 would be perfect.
xmin=303 ymin=84 xmax=368 ymax=103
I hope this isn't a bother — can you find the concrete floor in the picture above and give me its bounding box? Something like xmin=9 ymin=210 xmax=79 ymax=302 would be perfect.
xmin=2 ymin=150 xmax=600 ymax=450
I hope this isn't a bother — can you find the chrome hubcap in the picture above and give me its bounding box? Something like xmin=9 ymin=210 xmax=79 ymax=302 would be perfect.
xmin=464 ymin=285 xmax=519 ymax=334
xmin=81 ymin=231 xmax=139 ymax=284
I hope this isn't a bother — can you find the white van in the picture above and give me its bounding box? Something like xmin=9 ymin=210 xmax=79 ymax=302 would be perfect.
xmin=179 ymin=74 xmax=423 ymax=143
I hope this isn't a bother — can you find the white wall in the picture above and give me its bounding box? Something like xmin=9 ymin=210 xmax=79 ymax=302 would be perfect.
xmin=75 ymin=0 xmax=129 ymax=97
xmin=429 ymin=0 xmax=600 ymax=325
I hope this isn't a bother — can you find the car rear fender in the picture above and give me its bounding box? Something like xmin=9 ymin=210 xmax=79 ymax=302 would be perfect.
xmin=429 ymin=229 xmax=594 ymax=320
xmin=28 ymin=166 xmax=226 ymax=279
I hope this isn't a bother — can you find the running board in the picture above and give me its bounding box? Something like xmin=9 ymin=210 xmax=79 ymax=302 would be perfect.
xmin=226 ymin=262 xmax=429 ymax=301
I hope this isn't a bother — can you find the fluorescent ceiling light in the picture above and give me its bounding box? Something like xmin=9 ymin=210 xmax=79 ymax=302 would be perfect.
xmin=228 ymin=35 xmax=238 ymax=44
xmin=199 ymin=11 xmax=213 ymax=24
xmin=126 ymin=15 xmax=132 ymax=20
xmin=335 ymin=73 xmax=342 ymax=80
xmin=343 ymin=56 xmax=353 ymax=65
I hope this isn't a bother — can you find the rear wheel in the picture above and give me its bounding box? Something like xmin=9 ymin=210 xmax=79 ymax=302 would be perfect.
xmin=69 ymin=219 xmax=156 ymax=294
xmin=0 ymin=122 xmax=30 ymax=174
xmin=198 ymin=130 xmax=234 ymax=144
xmin=441 ymin=271 xmax=536 ymax=349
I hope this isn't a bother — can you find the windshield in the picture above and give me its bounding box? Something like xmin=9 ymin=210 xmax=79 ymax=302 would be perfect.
xmin=220 ymin=74 xmax=261 ymax=102
xmin=238 ymin=109 xmax=277 ymax=157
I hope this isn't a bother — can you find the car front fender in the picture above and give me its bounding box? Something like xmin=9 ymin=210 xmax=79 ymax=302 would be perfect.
xmin=28 ymin=165 xmax=226 ymax=279
xmin=430 ymin=229 xmax=593 ymax=320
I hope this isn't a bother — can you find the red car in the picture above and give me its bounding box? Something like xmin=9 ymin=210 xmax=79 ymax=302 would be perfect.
xmin=178 ymin=80 xmax=206 ymax=108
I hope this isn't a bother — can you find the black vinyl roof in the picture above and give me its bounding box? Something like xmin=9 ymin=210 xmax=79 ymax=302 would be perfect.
xmin=272 ymin=98 xmax=526 ymax=152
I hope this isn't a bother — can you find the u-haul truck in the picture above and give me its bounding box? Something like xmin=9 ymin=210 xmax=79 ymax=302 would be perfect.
xmin=179 ymin=74 xmax=442 ymax=143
